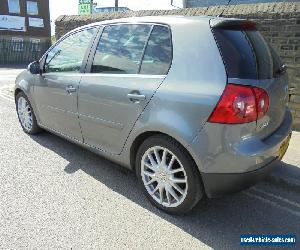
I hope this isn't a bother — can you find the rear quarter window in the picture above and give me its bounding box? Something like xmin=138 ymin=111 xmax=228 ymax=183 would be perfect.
xmin=140 ymin=25 xmax=172 ymax=75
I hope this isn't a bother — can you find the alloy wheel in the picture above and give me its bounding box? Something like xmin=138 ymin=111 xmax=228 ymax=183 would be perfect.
xmin=141 ymin=146 xmax=188 ymax=208
xmin=17 ymin=96 xmax=33 ymax=132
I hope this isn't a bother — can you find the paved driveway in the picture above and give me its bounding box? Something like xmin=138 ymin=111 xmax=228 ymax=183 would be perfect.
xmin=0 ymin=67 xmax=299 ymax=249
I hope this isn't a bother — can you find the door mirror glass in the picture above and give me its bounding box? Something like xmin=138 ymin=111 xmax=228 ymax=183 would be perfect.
xmin=28 ymin=61 xmax=40 ymax=74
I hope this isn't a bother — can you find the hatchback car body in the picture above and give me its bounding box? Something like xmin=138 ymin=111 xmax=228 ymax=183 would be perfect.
xmin=15 ymin=16 xmax=292 ymax=214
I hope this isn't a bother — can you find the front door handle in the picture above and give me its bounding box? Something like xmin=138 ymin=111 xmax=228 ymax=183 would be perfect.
xmin=66 ymin=85 xmax=76 ymax=94
xmin=127 ymin=93 xmax=146 ymax=103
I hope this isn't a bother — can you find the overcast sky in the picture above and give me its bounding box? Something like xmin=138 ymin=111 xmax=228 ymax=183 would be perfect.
xmin=50 ymin=0 xmax=183 ymax=35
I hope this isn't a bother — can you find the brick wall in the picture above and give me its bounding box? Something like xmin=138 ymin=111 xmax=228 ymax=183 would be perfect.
xmin=185 ymin=0 xmax=296 ymax=8
xmin=55 ymin=2 xmax=300 ymax=130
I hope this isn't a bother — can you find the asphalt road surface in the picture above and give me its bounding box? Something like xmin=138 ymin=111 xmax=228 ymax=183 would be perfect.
xmin=0 ymin=68 xmax=299 ymax=249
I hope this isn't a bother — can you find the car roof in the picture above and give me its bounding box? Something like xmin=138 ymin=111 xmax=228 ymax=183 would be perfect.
xmin=66 ymin=15 xmax=245 ymax=36
xmin=73 ymin=15 xmax=213 ymax=30
xmin=97 ymin=15 xmax=212 ymax=24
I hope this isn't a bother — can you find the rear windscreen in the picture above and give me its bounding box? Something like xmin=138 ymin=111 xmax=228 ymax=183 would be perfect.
xmin=212 ymin=28 xmax=283 ymax=79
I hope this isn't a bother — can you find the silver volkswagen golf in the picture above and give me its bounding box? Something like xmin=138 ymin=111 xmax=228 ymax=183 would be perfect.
xmin=15 ymin=16 xmax=292 ymax=214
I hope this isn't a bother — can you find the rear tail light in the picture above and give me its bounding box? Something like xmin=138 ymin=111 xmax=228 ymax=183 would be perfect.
xmin=208 ymin=84 xmax=269 ymax=124
xmin=253 ymin=87 xmax=269 ymax=119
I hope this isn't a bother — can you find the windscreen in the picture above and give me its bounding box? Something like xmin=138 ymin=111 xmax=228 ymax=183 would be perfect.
xmin=212 ymin=28 xmax=283 ymax=80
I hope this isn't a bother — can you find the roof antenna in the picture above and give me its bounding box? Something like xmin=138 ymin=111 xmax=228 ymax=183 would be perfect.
xmin=217 ymin=0 xmax=233 ymax=17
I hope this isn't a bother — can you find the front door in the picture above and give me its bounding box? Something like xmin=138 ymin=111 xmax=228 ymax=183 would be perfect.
xmin=34 ymin=27 xmax=98 ymax=141
xmin=78 ymin=24 xmax=173 ymax=154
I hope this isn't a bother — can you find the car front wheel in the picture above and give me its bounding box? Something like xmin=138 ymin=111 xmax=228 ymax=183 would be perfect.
xmin=16 ymin=92 xmax=41 ymax=134
xmin=136 ymin=135 xmax=204 ymax=214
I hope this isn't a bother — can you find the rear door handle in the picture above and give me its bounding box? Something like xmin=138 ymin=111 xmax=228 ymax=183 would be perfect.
xmin=127 ymin=93 xmax=146 ymax=102
xmin=66 ymin=85 xmax=76 ymax=94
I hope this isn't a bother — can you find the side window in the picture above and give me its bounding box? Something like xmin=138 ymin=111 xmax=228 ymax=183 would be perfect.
xmin=140 ymin=25 xmax=172 ymax=75
xmin=91 ymin=24 xmax=151 ymax=74
xmin=44 ymin=28 xmax=97 ymax=73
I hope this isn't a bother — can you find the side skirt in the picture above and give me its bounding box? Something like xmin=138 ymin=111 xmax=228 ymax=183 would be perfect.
xmin=37 ymin=123 xmax=132 ymax=170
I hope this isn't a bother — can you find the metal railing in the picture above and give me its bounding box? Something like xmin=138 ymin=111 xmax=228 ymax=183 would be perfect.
xmin=0 ymin=39 xmax=51 ymax=64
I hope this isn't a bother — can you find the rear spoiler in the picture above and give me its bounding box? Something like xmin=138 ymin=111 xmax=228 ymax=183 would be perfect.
xmin=210 ymin=19 xmax=258 ymax=30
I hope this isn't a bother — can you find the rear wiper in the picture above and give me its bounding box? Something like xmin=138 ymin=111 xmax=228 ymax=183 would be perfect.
xmin=275 ymin=64 xmax=288 ymax=75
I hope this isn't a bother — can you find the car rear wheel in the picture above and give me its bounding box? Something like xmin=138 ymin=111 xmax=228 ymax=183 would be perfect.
xmin=136 ymin=135 xmax=204 ymax=214
xmin=16 ymin=92 xmax=41 ymax=134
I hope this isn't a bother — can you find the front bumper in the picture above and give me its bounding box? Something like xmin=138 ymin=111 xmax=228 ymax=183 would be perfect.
xmin=201 ymin=158 xmax=278 ymax=198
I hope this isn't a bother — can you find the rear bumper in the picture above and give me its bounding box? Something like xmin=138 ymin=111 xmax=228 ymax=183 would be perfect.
xmin=188 ymin=108 xmax=293 ymax=174
xmin=201 ymin=158 xmax=278 ymax=198
xmin=187 ymin=108 xmax=293 ymax=197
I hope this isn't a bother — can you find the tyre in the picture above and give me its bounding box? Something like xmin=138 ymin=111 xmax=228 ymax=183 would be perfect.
xmin=136 ymin=135 xmax=204 ymax=214
xmin=16 ymin=91 xmax=41 ymax=135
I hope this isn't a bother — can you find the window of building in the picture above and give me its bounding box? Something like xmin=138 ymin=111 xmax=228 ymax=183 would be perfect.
xmin=140 ymin=25 xmax=172 ymax=75
xmin=27 ymin=1 xmax=39 ymax=15
xmin=91 ymin=24 xmax=151 ymax=74
xmin=8 ymin=0 xmax=20 ymax=14
xmin=12 ymin=37 xmax=24 ymax=52
xmin=44 ymin=28 xmax=97 ymax=73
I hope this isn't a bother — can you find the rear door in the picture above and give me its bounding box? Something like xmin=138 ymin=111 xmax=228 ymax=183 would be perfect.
xmin=78 ymin=24 xmax=172 ymax=154
xmin=211 ymin=20 xmax=289 ymax=137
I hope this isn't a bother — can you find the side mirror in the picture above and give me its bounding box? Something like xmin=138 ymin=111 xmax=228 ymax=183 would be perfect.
xmin=28 ymin=61 xmax=40 ymax=75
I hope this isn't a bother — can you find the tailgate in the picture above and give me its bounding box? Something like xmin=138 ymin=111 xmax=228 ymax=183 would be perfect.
xmin=210 ymin=18 xmax=289 ymax=138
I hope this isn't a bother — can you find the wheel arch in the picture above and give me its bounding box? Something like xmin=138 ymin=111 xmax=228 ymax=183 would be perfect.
xmin=14 ymin=86 xmax=41 ymax=126
xmin=14 ymin=85 xmax=31 ymax=102
xmin=14 ymin=87 xmax=23 ymax=100
xmin=129 ymin=130 xmax=200 ymax=176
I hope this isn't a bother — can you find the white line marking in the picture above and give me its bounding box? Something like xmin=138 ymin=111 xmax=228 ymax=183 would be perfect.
xmin=244 ymin=191 xmax=300 ymax=217
xmin=252 ymin=187 xmax=300 ymax=209
xmin=0 ymin=93 xmax=14 ymax=102
xmin=1 ymin=92 xmax=13 ymax=99
xmin=0 ymin=84 xmax=14 ymax=90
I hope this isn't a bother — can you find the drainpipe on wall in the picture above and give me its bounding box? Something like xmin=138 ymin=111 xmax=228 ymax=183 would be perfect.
xmin=115 ymin=0 xmax=118 ymax=11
